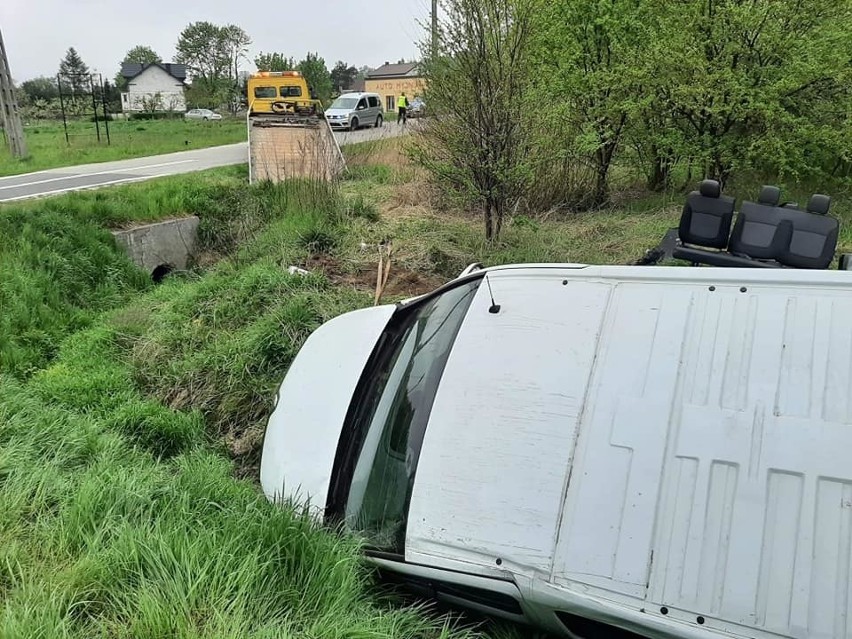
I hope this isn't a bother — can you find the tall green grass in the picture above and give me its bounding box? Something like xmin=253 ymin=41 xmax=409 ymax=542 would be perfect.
xmin=0 ymin=372 xmax=470 ymax=638
xmin=0 ymin=167 xmax=338 ymax=379
xmin=0 ymin=173 xmax=496 ymax=638
xmin=0 ymin=206 xmax=151 ymax=377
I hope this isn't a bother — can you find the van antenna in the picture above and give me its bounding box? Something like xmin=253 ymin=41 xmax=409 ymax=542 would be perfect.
xmin=485 ymin=274 xmax=501 ymax=314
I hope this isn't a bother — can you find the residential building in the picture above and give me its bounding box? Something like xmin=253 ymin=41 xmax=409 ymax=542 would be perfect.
xmin=120 ymin=63 xmax=187 ymax=113
xmin=364 ymin=62 xmax=425 ymax=112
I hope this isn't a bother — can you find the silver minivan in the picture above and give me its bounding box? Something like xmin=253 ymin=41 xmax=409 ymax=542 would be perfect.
xmin=325 ymin=92 xmax=383 ymax=131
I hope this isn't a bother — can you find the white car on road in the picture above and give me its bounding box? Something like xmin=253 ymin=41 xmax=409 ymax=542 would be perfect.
xmin=184 ymin=108 xmax=222 ymax=121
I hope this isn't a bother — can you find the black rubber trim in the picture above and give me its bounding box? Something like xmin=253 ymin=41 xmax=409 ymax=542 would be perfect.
xmin=673 ymin=245 xmax=783 ymax=268
xmin=555 ymin=611 xmax=646 ymax=638
xmin=375 ymin=563 xmax=523 ymax=616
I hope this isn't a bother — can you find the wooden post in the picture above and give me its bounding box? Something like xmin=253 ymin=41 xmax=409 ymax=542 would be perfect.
xmin=0 ymin=25 xmax=28 ymax=158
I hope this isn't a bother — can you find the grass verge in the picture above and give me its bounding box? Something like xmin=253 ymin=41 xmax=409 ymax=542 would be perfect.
xmin=0 ymin=168 xmax=528 ymax=636
xmin=11 ymin=136 xmax=849 ymax=638
xmin=0 ymin=118 xmax=245 ymax=177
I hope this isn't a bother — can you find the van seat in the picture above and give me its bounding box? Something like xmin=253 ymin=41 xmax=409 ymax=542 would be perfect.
xmin=727 ymin=201 xmax=793 ymax=261
xmin=807 ymin=194 xmax=831 ymax=215
xmin=677 ymin=179 xmax=736 ymax=249
xmin=776 ymin=207 xmax=838 ymax=269
xmin=671 ymin=183 xmax=839 ymax=270
xmin=757 ymin=185 xmax=781 ymax=206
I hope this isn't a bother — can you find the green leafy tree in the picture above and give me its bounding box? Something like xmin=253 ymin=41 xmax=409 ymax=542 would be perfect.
xmin=647 ymin=0 xmax=852 ymax=184
xmin=531 ymin=0 xmax=652 ymax=206
xmin=414 ymin=0 xmax=534 ymax=240
xmin=58 ymin=47 xmax=90 ymax=94
xmin=122 ymin=45 xmax=161 ymax=66
xmin=297 ymin=52 xmax=332 ymax=104
xmin=176 ymin=22 xmax=251 ymax=110
xmin=115 ymin=45 xmax=162 ymax=90
xmin=330 ymin=61 xmax=358 ymax=92
xmin=253 ymin=52 xmax=297 ymax=72
xmin=221 ymin=25 xmax=251 ymax=84
xmin=176 ymin=21 xmax=229 ymax=89
xmin=20 ymin=76 xmax=59 ymax=102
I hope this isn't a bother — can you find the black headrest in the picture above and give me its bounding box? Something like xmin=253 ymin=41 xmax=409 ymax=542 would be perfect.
xmin=757 ymin=185 xmax=781 ymax=206
xmin=698 ymin=179 xmax=721 ymax=198
xmin=807 ymin=194 xmax=831 ymax=215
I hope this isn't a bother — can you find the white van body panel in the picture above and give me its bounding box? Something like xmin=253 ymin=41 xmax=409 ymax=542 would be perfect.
xmin=404 ymin=265 xmax=852 ymax=639
xmin=407 ymin=273 xmax=611 ymax=575
xmin=259 ymin=304 xmax=395 ymax=508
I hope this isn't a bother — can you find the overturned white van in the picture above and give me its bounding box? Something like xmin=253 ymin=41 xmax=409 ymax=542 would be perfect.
xmin=261 ymin=263 xmax=852 ymax=639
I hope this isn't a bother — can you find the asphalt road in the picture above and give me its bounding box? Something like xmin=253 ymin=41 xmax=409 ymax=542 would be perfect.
xmin=0 ymin=121 xmax=417 ymax=203
xmin=332 ymin=119 xmax=418 ymax=145
xmin=0 ymin=143 xmax=248 ymax=203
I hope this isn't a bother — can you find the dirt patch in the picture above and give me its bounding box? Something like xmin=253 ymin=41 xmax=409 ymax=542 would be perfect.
xmin=344 ymin=135 xmax=412 ymax=169
xmin=302 ymin=253 xmax=445 ymax=300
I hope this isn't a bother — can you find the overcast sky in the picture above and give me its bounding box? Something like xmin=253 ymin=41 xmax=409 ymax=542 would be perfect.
xmin=2 ymin=0 xmax=429 ymax=82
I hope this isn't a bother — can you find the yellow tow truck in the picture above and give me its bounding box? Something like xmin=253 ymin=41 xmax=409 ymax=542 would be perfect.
xmin=245 ymin=70 xmax=345 ymax=183
xmin=247 ymin=70 xmax=323 ymax=123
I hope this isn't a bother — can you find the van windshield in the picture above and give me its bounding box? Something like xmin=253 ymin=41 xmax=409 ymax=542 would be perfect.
xmin=330 ymin=97 xmax=358 ymax=109
xmin=342 ymin=278 xmax=481 ymax=552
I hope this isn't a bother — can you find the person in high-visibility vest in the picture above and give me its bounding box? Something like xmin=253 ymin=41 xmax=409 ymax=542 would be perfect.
xmin=397 ymin=93 xmax=409 ymax=125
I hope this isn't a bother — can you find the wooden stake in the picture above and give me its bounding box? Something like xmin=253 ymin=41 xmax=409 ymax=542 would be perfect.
xmin=0 ymin=26 xmax=27 ymax=158
xmin=374 ymin=243 xmax=393 ymax=305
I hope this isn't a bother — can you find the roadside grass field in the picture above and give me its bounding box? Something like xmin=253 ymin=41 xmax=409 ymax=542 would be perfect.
xmin=2 ymin=137 xmax=849 ymax=637
xmin=0 ymin=118 xmax=245 ymax=177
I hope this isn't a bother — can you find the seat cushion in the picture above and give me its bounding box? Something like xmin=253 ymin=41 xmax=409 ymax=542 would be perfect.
xmin=678 ymin=190 xmax=736 ymax=249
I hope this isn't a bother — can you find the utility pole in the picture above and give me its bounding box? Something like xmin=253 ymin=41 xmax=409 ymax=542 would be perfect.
xmin=0 ymin=25 xmax=27 ymax=158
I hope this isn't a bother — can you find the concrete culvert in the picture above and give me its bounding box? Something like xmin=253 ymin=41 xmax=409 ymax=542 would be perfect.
xmin=151 ymin=264 xmax=174 ymax=283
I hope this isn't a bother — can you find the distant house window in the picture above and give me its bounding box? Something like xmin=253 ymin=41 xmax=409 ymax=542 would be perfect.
xmin=386 ymin=95 xmax=395 ymax=111
xmin=254 ymin=86 xmax=276 ymax=98
xmin=280 ymin=86 xmax=302 ymax=97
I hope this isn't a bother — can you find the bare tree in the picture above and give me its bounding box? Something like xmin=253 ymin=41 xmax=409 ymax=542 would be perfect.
xmin=413 ymin=0 xmax=533 ymax=240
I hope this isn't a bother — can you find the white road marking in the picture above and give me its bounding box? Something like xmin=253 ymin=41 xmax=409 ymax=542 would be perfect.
xmin=0 ymin=159 xmax=196 ymax=191
xmin=0 ymin=175 xmax=165 ymax=202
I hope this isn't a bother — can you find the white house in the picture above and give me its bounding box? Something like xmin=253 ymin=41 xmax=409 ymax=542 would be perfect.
xmin=120 ymin=63 xmax=187 ymax=113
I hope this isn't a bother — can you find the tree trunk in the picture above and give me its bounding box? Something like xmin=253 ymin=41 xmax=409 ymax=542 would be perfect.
xmin=493 ymin=200 xmax=504 ymax=240
xmin=647 ymin=151 xmax=672 ymax=192
xmin=484 ymin=203 xmax=493 ymax=241
xmin=593 ymin=145 xmax=613 ymax=208
xmin=710 ymin=154 xmax=731 ymax=190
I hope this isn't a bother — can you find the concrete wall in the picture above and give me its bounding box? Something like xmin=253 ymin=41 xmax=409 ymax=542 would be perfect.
xmin=112 ymin=216 xmax=199 ymax=277
xmin=122 ymin=66 xmax=186 ymax=112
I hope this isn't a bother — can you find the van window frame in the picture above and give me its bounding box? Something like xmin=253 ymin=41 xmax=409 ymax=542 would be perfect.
xmin=253 ymin=86 xmax=277 ymax=99
xmin=280 ymin=85 xmax=302 ymax=97
xmin=325 ymin=272 xmax=485 ymax=554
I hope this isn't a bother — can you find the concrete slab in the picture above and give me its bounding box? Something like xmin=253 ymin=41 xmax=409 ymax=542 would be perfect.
xmin=112 ymin=216 xmax=200 ymax=277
